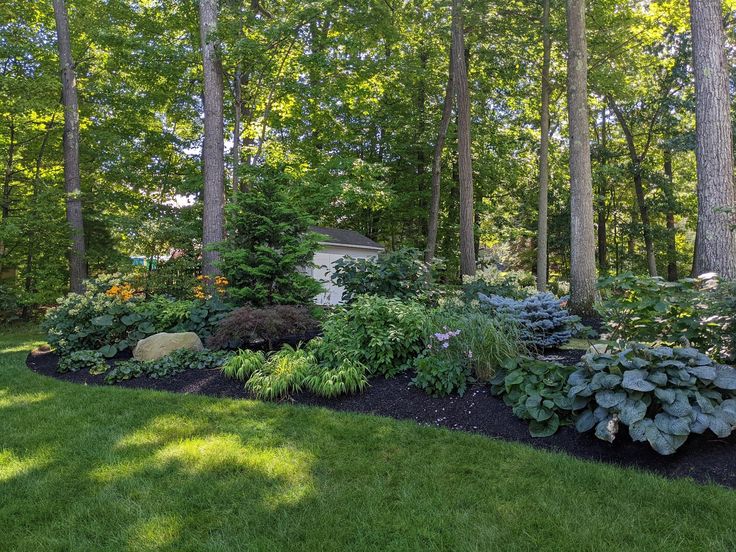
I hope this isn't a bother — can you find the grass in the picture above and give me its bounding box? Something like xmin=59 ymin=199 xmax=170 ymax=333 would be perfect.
xmin=1 ymin=327 xmax=735 ymax=551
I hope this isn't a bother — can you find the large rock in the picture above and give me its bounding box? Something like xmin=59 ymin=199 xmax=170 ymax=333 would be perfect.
xmin=133 ymin=332 xmax=203 ymax=361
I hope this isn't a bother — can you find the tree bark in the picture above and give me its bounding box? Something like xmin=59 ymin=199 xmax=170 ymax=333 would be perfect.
xmin=452 ymin=0 xmax=475 ymax=277
xmin=232 ymin=69 xmax=242 ymax=194
xmin=1 ymin=121 xmax=14 ymax=265
xmin=425 ymin=45 xmax=454 ymax=264
xmin=536 ymin=0 xmax=551 ymax=291
xmin=609 ymin=100 xmax=658 ymax=277
xmin=597 ymin=109 xmax=608 ymax=272
xmin=689 ymin=0 xmax=736 ymax=278
xmin=566 ymin=0 xmax=597 ymax=315
xmin=53 ymin=0 xmax=87 ymax=293
xmin=663 ymin=148 xmax=679 ymax=281
xmin=199 ymin=0 xmax=226 ymax=278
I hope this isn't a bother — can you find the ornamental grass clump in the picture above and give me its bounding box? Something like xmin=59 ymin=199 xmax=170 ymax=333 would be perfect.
xmin=568 ymin=343 xmax=736 ymax=455
xmin=412 ymin=307 xmax=527 ymax=397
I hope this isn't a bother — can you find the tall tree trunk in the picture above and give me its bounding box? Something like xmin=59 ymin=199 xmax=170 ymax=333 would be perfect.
xmin=689 ymin=0 xmax=736 ymax=278
xmin=609 ymin=101 xmax=657 ymax=276
xmin=597 ymin=109 xmax=608 ymax=272
xmin=53 ymin=0 xmax=87 ymax=293
xmin=536 ymin=0 xmax=551 ymax=291
xmin=663 ymin=148 xmax=679 ymax=281
xmin=1 ymin=121 xmax=14 ymax=267
xmin=425 ymin=45 xmax=454 ymax=264
xmin=452 ymin=0 xmax=475 ymax=277
xmin=199 ymin=0 xmax=225 ymax=278
xmin=232 ymin=69 xmax=242 ymax=194
xmin=566 ymin=0 xmax=596 ymax=315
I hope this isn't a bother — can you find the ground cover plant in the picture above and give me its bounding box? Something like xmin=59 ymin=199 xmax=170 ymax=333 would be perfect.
xmin=104 ymin=349 xmax=231 ymax=383
xmin=4 ymin=330 xmax=736 ymax=551
xmin=568 ymin=343 xmax=736 ymax=455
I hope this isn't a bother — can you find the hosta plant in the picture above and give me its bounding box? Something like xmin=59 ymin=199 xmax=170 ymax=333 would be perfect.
xmin=490 ymin=357 xmax=581 ymax=437
xmin=478 ymin=292 xmax=580 ymax=349
xmin=569 ymin=343 xmax=736 ymax=455
xmin=58 ymin=350 xmax=108 ymax=375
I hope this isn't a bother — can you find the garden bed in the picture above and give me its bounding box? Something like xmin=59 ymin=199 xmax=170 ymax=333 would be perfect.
xmin=27 ymin=347 xmax=736 ymax=489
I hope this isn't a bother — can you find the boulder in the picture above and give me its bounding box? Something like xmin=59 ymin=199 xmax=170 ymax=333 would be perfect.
xmin=133 ymin=332 xmax=203 ymax=361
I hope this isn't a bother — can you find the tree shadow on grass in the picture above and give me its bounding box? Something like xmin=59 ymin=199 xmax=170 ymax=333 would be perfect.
xmin=2 ymin=345 xmax=736 ymax=551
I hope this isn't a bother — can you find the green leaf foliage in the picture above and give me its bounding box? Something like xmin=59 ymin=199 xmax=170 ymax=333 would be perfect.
xmin=569 ymin=343 xmax=736 ymax=455
xmin=218 ymin=173 xmax=323 ymax=307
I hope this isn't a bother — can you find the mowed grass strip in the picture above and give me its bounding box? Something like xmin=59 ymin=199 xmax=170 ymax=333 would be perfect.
xmin=1 ymin=328 xmax=735 ymax=552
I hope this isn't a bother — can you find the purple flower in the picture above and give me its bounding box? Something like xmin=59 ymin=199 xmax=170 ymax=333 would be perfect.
xmin=442 ymin=342 xmax=449 ymax=349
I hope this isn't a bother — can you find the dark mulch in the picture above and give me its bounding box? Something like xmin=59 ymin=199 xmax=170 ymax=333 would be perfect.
xmin=26 ymin=348 xmax=736 ymax=489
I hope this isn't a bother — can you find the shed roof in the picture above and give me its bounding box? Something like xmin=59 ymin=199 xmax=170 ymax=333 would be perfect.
xmin=309 ymin=226 xmax=383 ymax=250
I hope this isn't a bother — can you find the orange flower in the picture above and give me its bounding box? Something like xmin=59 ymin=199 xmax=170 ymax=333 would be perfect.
xmin=106 ymin=283 xmax=135 ymax=301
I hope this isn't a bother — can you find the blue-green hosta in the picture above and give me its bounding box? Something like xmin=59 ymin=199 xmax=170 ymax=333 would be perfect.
xmin=569 ymin=344 xmax=736 ymax=455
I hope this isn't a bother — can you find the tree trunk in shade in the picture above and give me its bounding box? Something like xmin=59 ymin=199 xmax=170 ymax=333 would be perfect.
xmin=53 ymin=0 xmax=87 ymax=293
xmin=536 ymin=0 xmax=551 ymax=291
xmin=199 ymin=0 xmax=226 ymax=278
xmin=452 ymin=0 xmax=476 ymax=277
xmin=689 ymin=0 xmax=736 ymax=278
xmin=425 ymin=45 xmax=454 ymax=264
xmin=566 ymin=0 xmax=597 ymax=315
xmin=663 ymin=148 xmax=679 ymax=281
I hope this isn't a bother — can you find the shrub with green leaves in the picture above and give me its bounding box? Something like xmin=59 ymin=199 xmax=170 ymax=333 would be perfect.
xmin=105 ymin=348 xmax=231 ymax=383
xmin=568 ymin=343 xmax=736 ymax=455
xmin=490 ymin=357 xmax=580 ymax=437
xmin=412 ymin=307 xmax=527 ymax=397
xmin=43 ymin=274 xmax=158 ymax=357
xmin=58 ymin=350 xmax=108 ymax=375
xmin=478 ymin=292 xmax=579 ymax=349
xmin=221 ymin=350 xmax=267 ymax=381
xmin=462 ymin=266 xmax=537 ymax=301
xmin=319 ymin=295 xmax=426 ymax=377
xmin=597 ymin=272 xmax=736 ymax=363
xmin=331 ymin=248 xmax=436 ymax=303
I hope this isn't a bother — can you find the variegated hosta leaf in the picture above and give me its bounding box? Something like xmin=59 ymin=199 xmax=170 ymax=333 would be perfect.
xmin=645 ymin=424 xmax=688 ymax=455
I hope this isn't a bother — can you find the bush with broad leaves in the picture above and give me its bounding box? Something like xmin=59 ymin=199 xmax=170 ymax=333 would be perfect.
xmin=569 ymin=343 xmax=736 ymax=455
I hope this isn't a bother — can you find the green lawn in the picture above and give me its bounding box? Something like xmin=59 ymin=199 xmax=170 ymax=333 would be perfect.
xmin=1 ymin=328 xmax=735 ymax=551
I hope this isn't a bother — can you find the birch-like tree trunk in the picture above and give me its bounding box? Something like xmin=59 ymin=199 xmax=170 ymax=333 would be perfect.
xmin=689 ymin=0 xmax=736 ymax=278
xmin=199 ymin=0 xmax=226 ymax=278
xmin=53 ymin=0 xmax=87 ymax=293
xmin=566 ymin=0 xmax=596 ymax=315
xmin=452 ymin=0 xmax=475 ymax=277
xmin=536 ymin=0 xmax=551 ymax=291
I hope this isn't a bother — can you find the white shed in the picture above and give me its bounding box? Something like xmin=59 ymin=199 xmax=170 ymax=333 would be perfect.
xmin=307 ymin=226 xmax=384 ymax=305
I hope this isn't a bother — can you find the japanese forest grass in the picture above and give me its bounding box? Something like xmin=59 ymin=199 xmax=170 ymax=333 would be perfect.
xmin=1 ymin=328 xmax=735 ymax=551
